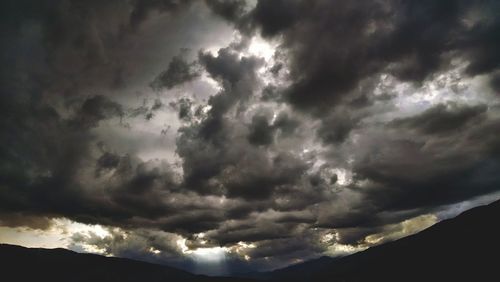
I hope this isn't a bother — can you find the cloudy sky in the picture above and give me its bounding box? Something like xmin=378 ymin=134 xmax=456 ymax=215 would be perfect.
xmin=1 ymin=0 xmax=500 ymax=276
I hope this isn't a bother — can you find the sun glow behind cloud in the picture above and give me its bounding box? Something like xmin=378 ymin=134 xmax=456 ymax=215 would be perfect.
xmin=247 ymin=36 xmax=277 ymax=62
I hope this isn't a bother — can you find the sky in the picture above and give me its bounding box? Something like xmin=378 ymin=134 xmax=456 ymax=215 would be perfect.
xmin=1 ymin=0 xmax=500 ymax=276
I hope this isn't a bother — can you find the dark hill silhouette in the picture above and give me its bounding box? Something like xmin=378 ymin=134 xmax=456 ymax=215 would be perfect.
xmin=265 ymin=199 xmax=500 ymax=281
xmin=0 ymin=244 xmax=256 ymax=282
xmin=1 ymin=199 xmax=499 ymax=282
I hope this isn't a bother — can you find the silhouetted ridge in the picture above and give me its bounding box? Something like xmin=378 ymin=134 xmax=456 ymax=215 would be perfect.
xmin=266 ymin=199 xmax=500 ymax=281
xmin=0 ymin=244 xmax=255 ymax=282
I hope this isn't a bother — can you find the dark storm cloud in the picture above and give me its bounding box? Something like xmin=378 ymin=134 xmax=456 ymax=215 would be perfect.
xmin=205 ymin=0 xmax=500 ymax=232
xmin=260 ymin=85 xmax=281 ymax=102
xmin=2 ymin=0 xmax=500 ymax=274
xmin=199 ymin=47 xmax=263 ymax=86
xmin=490 ymin=73 xmax=500 ymax=93
xmin=1 ymin=0 xmax=133 ymax=92
xmin=246 ymin=112 xmax=300 ymax=145
xmin=196 ymin=46 xmax=263 ymax=136
xmin=316 ymin=110 xmax=361 ymax=145
xmin=0 ymin=213 xmax=53 ymax=230
xmin=206 ymin=208 xmax=318 ymax=245
xmin=129 ymin=0 xmax=194 ymax=28
xmin=391 ymin=103 xmax=487 ymax=134
xmin=316 ymin=115 xmax=500 ymax=229
xmin=0 ymin=0 xmax=212 ymax=103
xmin=0 ymin=0 xmax=204 ymax=230
xmin=222 ymin=152 xmax=307 ymax=200
xmin=69 ymin=95 xmax=124 ymax=129
xmin=204 ymin=0 xmax=247 ymax=23
xmin=247 ymin=235 xmax=324 ymax=260
xmin=461 ymin=5 xmax=500 ymax=76
xmin=273 ymin=112 xmax=300 ymax=137
xmin=160 ymin=38 xmax=324 ymax=256
xmin=469 ymin=116 xmax=500 ymax=157
xmin=150 ymin=54 xmax=200 ymax=90
xmin=169 ymin=98 xmax=195 ymax=122
xmin=0 ymin=99 xmax=92 ymax=219
xmin=248 ymin=0 xmax=303 ymax=37
xmin=210 ymin=0 xmax=500 ymax=115
xmin=128 ymin=98 xmax=165 ymax=121
xmin=334 ymin=227 xmax=382 ymax=245
xmin=207 ymin=222 xmax=291 ymax=245
xmin=175 ymin=45 xmax=266 ymax=196
xmin=247 ymin=114 xmax=274 ymax=146
xmin=177 ymin=108 xmax=309 ymax=199
xmin=94 ymin=152 xmax=121 ymax=177
xmin=0 ymin=0 xmax=129 ymax=121
xmin=0 ymin=103 xmax=179 ymax=225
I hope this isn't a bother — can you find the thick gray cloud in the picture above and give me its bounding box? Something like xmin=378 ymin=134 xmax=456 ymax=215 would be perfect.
xmin=391 ymin=103 xmax=487 ymax=135
xmin=69 ymin=95 xmax=124 ymax=129
xmin=204 ymin=0 xmax=247 ymax=23
xmin=129 ymin=0 xmax=194 ymax=29
xmin=316 ymin=109 xmax=362 ymax=145
xmin=214 ymin=0 xmax=500 ymax=114
xmin=247 ymin=114 xmax=274 ymax=146
xmin=150 ymin=54 xmax=200 ymax=90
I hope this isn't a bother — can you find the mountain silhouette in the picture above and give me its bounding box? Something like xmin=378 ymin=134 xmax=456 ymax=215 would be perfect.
xmin=264 ymin=199 xmax=500 ymax=281
xmin=0 ymin=244 xmax=255 ymax=282
xmin=1 ymin=199 xmax=498 ymax=282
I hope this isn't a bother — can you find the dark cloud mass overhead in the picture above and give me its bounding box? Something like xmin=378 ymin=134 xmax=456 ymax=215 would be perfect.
xmin=1 ymin=0 xmax=500 ymax=275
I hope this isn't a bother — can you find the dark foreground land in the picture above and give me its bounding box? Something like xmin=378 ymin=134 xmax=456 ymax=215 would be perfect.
xmin=1 ymin=199 xmax=499 ymax=282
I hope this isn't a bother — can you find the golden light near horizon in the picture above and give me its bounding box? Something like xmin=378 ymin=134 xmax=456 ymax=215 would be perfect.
xmin=0 ymin=218 xmax=111 ymax=252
